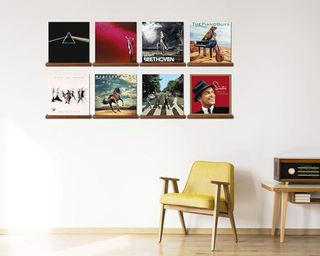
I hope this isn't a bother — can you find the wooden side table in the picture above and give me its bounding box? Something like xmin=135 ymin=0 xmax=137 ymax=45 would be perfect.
xmin=261 ymin=181 xmax=320 ymax=242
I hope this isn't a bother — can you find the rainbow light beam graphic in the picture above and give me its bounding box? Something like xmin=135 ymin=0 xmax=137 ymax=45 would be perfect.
xmin=49 ymin=32 xmax=89 ymax=44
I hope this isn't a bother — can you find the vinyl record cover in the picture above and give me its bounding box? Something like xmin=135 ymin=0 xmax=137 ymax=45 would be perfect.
xmin=48 ymin=75 xmax=90 ymax=115
xmin=95 ymin=22 xmax=137 ymax=63
xmin=142 ymin=22 xmax=184 ymax=63
xmin=95 ymin=74 xmax=137 ymax=116
xmin=142 ymin=74 xmax=184 ymax=116
xmin=48 ymin=22 xmax=90 ymax=63
xmin=190 ymin=22 xmax=232 ymax=64
xmin=190 ymin=75 xmax=231 ymax=114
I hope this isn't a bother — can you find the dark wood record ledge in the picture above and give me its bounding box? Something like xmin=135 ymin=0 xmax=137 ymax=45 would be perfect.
xmin=187 ymin=114 xmax=234 ymax=119
xmin=92 ymin=114 xmax=139 ymax=119
xmin=46 ymin=62 xmax=92 ymax=67
xmin=140 ymin=115 xmax=186 ymax=119
xmin=187 ymin=62 xmax=234 ymax=67
xmin=140 ymin=62 xmax=186 ymax=67
xmin=46 ymin=115 xmax=92 ymax=119
xmin=93 ymin=62 xmax=139 ymax=67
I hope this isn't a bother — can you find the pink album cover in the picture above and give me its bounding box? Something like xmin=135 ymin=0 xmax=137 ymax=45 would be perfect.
xmin=95 ymin=22 xmax=137 ymax=64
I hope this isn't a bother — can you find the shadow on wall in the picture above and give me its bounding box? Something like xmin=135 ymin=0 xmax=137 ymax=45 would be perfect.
xmin=235 ymin=168 xmax=258 ymax=224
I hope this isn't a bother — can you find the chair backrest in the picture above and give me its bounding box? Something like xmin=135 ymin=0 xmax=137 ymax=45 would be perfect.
xmin=183 ymin=161 xmax=235 ymax=207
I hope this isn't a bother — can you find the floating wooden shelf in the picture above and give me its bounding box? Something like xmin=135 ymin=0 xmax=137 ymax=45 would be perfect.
xmin=140 ymin=115 xmax=186 ymax=119
xmin=187 ymin=62 xmax=234 ymax=67
xmin=46 ymin=62 xmax=92 ymax=67
xmin=92 ymin=114 xmax=139 ymax=119
xmin=187 ymin=114 xmax=234 ymax=119
xmin=93 ymin=62 xmax=139 ymax=67
xmin=140 ymin=62 xmax=186 ymax=67
xmin=46 ymin=115 xmax=92 ymax=119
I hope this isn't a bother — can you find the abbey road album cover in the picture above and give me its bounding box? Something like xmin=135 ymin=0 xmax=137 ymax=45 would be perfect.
xmin=95 ymin=22 xmax=137 ymax=64
xmin=190 ymin=22 xmax=232 ymax=65
xmin=48 ymin=75 xmax=90 ymax=115
xmin=48 ymin=22 xmax=90 ymax=63
xmin=95 ymin=74 xmax=137 ymax=117
xmin=142 ymin=22 xmax=184 ymax=64
xmin=190 ymin=74 xmax=231 ymax=116
xmin=142 ymin=74 xmax=184 ymax=117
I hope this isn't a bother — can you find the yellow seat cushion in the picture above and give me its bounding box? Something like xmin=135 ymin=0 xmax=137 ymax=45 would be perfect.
xmin=160 ymin=193 xmax=228 ymax=212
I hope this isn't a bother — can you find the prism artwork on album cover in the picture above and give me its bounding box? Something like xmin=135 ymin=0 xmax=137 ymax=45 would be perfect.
xmin=95 ymin=22 xmax=137 ymax=64
xmin=142 ymin=22 xmax=184 ymax=63
xmin=48 ymin=22 xmax=90 ymax=63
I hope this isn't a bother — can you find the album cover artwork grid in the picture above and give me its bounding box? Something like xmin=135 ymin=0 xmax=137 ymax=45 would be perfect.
xmin=47 ymin=74 xmax=233 ymax=119
xmin=46 ymin=21 xmax=233 ymax=67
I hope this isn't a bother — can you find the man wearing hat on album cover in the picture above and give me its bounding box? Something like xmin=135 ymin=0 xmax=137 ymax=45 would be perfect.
xmin=192 ymin=80 xmax=229 ymax=114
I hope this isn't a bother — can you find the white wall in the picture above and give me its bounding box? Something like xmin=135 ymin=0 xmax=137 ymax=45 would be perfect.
xmin=1 ymin=0 xmax=320 ymax=229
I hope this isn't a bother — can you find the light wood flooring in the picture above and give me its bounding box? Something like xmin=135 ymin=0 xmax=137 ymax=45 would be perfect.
xmin=0 ymin=234 xmax=319 ymax=256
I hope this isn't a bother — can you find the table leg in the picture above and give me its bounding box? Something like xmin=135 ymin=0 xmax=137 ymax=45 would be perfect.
xmin=280 ymin=192 xmax=288 ymax=242
xmin=271 ymin=192 xmax=280 ymax=236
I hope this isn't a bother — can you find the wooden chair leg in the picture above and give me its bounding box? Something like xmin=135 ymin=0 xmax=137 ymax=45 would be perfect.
xmin=158 ymin=205 xmax=166 ymax=243
xmin=211 ymin=184 xmax=221 ymax=251
xmin=222 ymin=183 xmax=238 ymax=243
xmin=178 ymin=211 xmax=188 ymax=235
xmin=211 ymin=208 xmax=219 ymax=251
xmin=170 ymin=180 xmax=187 ymax=235
xmin=229 ymin=211 xmax=238 ymax=242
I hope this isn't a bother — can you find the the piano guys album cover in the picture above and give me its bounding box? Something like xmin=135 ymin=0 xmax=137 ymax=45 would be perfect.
xmin=190 ymin=22 xmax=232 ymax=65
xmin=48 ymin=22 xmax=90 ymax=63
xmin=95 ymin=22 xmax=137 ymax=64
xmin=142 ymin=22 xmax=184 ymax=63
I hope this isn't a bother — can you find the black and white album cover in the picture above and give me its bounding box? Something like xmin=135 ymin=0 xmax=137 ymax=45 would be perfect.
xmin=48 ymin=75 xmax=90 ymax=115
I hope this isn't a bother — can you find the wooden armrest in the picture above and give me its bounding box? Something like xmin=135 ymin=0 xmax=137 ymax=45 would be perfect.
xmin=210 ymin=180 xmax=230 ymax=186
xmin=160 ymin=176 xmax=180 ymax=182
xmin=160 ymin=177 xmax=180 ymax=194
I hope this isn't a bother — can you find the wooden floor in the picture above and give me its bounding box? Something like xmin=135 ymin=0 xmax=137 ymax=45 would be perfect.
xmin=0 ymin=234 xmax=319 ymax=256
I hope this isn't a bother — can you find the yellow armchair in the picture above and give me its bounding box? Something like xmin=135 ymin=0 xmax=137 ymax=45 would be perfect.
xmin=158 ymin=161 xmax=238 ymax=251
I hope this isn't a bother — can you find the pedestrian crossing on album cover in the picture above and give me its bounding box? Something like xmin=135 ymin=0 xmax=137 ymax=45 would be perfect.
xmin=141 ymin=74 xmax=184 ymax=117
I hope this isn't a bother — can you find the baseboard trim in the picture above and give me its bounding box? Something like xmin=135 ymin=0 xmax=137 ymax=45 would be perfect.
xmin=1 ymin=228 xmax=320 ymax=235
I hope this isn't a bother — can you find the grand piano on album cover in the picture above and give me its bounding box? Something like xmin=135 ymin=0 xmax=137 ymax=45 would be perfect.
xmin=189 ymin=22 xmax=232 ymax=65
